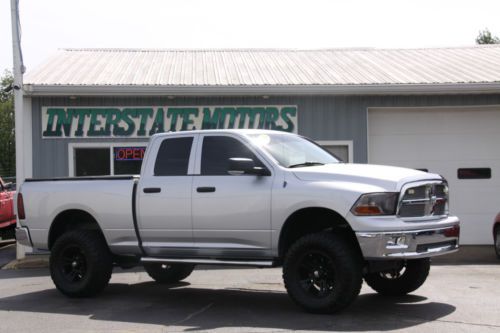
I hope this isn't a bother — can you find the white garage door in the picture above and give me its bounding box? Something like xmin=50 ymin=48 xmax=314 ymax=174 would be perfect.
xmin=369 ymin=106 xmax=500 ymax=245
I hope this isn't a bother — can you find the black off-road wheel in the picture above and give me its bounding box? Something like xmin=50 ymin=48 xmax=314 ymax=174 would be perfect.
xmin=364 ymin=258 xmax=430 ymax=296
xmin=50 ymin=230 xmax=113 ymax=297
xmin=283 ymin=232 xmax=363 ymax=314
xmin=144 ymin=263 xmax=195 ymax=284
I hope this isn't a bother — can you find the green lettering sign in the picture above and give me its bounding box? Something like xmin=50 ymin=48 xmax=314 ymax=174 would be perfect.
xmin=41 ymin=105 xmax=298 ymax=138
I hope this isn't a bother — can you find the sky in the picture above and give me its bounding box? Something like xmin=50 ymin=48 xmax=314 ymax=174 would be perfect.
xmin=2 ymin=0 xmax=500 ymax=74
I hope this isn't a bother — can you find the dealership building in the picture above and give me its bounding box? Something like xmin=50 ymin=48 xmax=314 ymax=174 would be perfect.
xmin=17 ymin=45 xmax=500 ymax=245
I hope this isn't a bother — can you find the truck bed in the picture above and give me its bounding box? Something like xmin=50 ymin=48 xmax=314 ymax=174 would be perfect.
xmin=20 ymin=176 xmax=140 ymax=253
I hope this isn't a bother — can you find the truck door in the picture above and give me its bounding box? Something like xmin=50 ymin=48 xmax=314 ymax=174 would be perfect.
xmin=192 ymin=134 xmax=274 ymax=258
xmin=136 ymin=134 xmax=197 ymax=257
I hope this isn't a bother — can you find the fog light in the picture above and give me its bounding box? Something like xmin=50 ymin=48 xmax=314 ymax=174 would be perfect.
xmin=386 ymin=235 xmax=409 ymax=249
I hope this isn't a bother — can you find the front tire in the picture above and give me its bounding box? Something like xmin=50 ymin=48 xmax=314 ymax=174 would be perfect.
xmin=364 ymin=258 xmax=430 ymax=296
xmin=144 ymin=263 xmax=195 ymax=284
xmin=50 ymin=230 xmax=113 ymax=297
xmin=283 ymin=232 xmax=363 ymax=314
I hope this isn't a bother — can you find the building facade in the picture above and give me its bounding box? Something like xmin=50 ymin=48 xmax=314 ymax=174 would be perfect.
xmin=19 ymin=47 xmax=500 ymax=245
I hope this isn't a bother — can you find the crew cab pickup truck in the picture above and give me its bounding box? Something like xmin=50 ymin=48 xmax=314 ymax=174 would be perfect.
xmin=16 ymin=130 xmax=460 ymax=313
xmin=0 ymin=177 xmax=16 ymax=239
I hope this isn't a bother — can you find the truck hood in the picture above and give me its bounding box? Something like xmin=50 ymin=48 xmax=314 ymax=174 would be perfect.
xmin=291 ymin=163 xmax=442 ymax=192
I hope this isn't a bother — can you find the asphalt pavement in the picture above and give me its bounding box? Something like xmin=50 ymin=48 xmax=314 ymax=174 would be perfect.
xmin=0 ymin=240 xmax=15 ymax=268
xmin=1 ymin=262 xmax=499 ymax=333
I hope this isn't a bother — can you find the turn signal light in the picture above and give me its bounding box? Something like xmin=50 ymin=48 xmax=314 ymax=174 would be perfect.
xmin=17 ymin=193 xmax=26 ymax=220
xmin=353 ymin=206 xmax=383 ymax=215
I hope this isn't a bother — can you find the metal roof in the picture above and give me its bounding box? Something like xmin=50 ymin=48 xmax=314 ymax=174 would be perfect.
xmin=23 ymin=46 xmax=500 ymax=96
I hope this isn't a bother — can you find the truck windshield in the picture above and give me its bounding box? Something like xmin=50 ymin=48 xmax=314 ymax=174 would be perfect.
xmin=247 ymin=133 xmax=340 ymax=168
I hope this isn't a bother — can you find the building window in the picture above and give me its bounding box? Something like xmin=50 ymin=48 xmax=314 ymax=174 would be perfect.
xmin=316 ymin=140 xmax=354 ymax=163
xmin=114 ymin=147 xmax=146 ymax=175
xmin=74 ymin=148 xmax=110 ymax=176
xmin=457 ymin=168 xmax=491 ymax=179
xmin=70 ymin=143 xmax=147 ymax=177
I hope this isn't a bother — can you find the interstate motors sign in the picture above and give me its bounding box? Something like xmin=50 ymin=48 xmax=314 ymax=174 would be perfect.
xmin=41 ymin=106 xmax=298 ymax=138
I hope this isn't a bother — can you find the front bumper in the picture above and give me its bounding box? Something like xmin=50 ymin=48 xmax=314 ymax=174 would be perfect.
xmin=15 ymin=227 xmax=33 ymax=247
xmin=356 ymin=221 xmax=460 ymax=259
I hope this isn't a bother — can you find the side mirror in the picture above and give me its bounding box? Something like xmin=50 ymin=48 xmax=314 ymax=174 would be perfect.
xmin=228 ymin=158 xmax=270 ymax=176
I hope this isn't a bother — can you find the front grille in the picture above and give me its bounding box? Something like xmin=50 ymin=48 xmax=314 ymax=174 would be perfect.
xmin=398 ymin=182 xmax=448 ymax=219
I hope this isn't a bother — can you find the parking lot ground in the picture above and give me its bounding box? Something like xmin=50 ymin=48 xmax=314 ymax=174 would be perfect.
xmin=0 ymin=264 xmax=499 ymax=333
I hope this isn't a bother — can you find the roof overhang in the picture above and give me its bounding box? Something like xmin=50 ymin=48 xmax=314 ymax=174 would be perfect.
xmin=22 ymin=82 xmax=500 ymax=97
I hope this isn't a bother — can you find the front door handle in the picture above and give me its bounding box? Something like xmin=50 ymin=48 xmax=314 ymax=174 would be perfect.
xmin=197 ymin=187 xmax=216 ymax=193
xmin=143 ymin=187 xmax=161 ymax=194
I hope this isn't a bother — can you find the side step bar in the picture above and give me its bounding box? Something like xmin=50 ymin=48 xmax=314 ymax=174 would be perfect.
xmin=141 ymin=257 xmax=275 ymax=267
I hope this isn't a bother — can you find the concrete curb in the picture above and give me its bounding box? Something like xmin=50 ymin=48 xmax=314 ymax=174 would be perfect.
xmin=2 ymin=255 xmax=49 ymax=270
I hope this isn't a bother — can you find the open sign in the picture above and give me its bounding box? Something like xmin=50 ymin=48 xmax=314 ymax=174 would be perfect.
xmin=114 ymin=147 xmax=146 ymax=161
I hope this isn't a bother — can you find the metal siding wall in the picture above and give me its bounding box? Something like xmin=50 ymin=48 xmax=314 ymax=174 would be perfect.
xmin=31 ymin=94 xmax=500 ymax=178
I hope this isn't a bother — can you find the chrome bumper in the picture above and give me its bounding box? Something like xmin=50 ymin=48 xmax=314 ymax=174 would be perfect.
xmin=356 ymin=224 xmax=460 ymax=259
xmin=15 ymin=227 xmax=33 ymax=247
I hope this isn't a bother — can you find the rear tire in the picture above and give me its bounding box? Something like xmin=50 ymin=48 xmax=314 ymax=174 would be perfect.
xmin=144 ymin=263 xmax=195 ymax=284
xmin=50 ymin=230 xmax=112 ymax=297
xmin=282 ymin=232 xmax=363 ymax=314
xmin=364 ymin=258 xmax=430 ymax=296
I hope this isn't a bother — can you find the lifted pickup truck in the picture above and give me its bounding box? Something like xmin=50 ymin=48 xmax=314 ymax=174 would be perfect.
xmin=16 ymin=130 xmax=460 ymax=313
xmin=0 ymin=177 xmax=16 ymax=239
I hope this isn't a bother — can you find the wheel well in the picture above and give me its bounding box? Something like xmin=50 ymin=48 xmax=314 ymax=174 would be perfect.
xmin=48 ymin=209 xmax=103 ymax=249
xmin=278 ymin=207 xmax=361 ymax=259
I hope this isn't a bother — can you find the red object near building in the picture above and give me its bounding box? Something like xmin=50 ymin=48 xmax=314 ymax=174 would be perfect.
xmin=0 ymin=177 xmax=16 ymax=237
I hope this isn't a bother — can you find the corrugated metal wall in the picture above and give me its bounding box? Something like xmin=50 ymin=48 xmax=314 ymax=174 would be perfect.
xmin=31 ymin=94 xmax=500 ymax=178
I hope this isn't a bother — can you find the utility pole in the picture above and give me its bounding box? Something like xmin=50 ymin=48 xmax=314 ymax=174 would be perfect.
xmin=10 ymin=0 xmax=26 ymax=260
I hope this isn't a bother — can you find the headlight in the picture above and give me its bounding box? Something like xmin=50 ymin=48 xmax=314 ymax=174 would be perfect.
xmin=351 ymin=192 xmax=398 ymax=216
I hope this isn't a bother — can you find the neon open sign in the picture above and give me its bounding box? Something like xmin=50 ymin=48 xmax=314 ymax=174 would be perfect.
xmin=114 ymin=147 xmax=146 ymax=161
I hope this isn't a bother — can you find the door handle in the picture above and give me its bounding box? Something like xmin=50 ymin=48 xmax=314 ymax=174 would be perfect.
xmin=143 ymin=187 xmax=161 ymax=194
xmin=197 ymin=187 xmax=216 ymax=193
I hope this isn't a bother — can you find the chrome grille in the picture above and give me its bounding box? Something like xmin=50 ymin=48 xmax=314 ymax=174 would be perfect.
xmin=398 ymin=182 xmax=448 ymax=220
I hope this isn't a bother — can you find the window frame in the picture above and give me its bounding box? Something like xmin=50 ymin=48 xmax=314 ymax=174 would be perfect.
xmin=68 ymin=142 xmax=148 ymax=177
xmin=194 ymin=133 xmax=273 ymax=176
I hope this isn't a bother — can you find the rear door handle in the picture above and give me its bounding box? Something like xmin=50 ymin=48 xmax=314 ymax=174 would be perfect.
xmin=143 ymin=187 xmax=161 ymax=194
xmin=197 ymin=187 xmax=216 ymax=193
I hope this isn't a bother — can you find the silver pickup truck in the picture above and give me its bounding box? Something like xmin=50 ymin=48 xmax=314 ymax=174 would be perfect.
xmin=16 ymin=129 xmax=460 ymax=313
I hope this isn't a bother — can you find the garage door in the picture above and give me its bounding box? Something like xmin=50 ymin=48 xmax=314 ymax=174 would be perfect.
xmin=368 ymin=106 xmax=500 ymax=245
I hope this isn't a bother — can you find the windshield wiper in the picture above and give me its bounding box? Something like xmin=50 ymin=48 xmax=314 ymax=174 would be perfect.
xmin=288 ymin=162 xmax=325 ymax=168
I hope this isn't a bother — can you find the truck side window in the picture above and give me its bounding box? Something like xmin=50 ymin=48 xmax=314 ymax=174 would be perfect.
xmin=154 ymin=137 xmax=193 ymax=176
xmin=201 ymin=136 xmax=264 ymax=176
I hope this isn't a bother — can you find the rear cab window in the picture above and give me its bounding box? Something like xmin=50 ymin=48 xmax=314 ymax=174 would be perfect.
xmin=154 ymin=137 xmax=194 ymax=176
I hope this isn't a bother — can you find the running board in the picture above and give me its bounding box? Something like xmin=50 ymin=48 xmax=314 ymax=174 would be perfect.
xmin=141 ymin=257 xmax=274 ymax=267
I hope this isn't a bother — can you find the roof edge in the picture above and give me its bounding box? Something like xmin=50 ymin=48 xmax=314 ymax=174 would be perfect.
xmin=58 ymin=44 xmax=500 ymax=53
xmin=22 ymin=83 xmax=500 ymax=97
